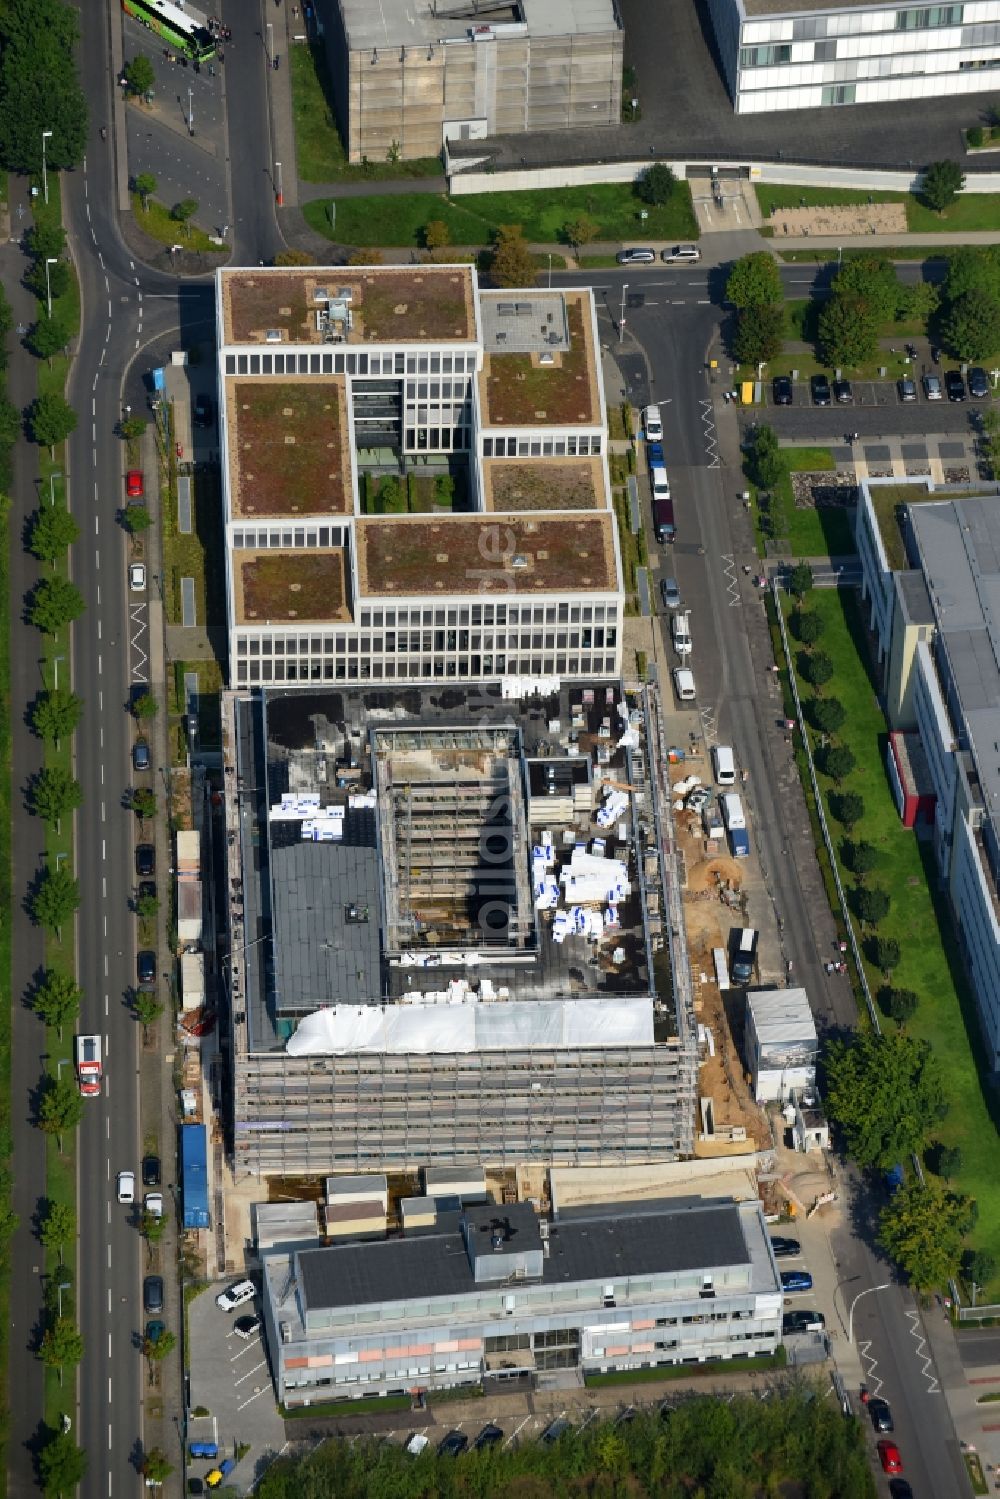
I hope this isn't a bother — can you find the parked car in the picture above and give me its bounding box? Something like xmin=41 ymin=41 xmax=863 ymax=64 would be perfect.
xmin=780 ymin=1269 xmax=813 ymax=1292
xmin=116 ymin=1170 xmax=135 ymax=1205
xmin=142 ymin=1154 xmax=161 ymax=1187
xmin=922 ymin=373 xmax=943 ymax=400
xmin=770 ymin=1236 xmax=801 ymax=1259
xmin=661 ymin=243 xmax=701 ymax=264
xmin=540 ymin=1417 xmax=572 ymax=1446
xmin=782 ymin=1309 xmax=824 ymax=1333
xmin=671 ymin=611 xmax=692 ymax=657
xmin=216 ymin=1278 xmax=255 ymax=1312
xmin=772 ymin=375 xmax=793 ymax=406
xmin=833 ymin=380 xmax=853 ymax=404
xmin=945 ymin=369 xmax=966 ymax=401
xmin=234 ymin=1314 xmax=261 ymax=1341
xmin=404 ymin=1434 xmax=429 ymax=1456
xmin=616 ymin=247 xmax=655 ymax=264
xmin=810 ymin=374 xmax=831 ymax=406
xmin=145 ymin=1320 xmax=166 ymax=1346
xmin=129 ymin=562 xmax=146 ymax=592
xmin=126 ymin=470 xmax=144 ymax=499
xmin=646 ymin=439 xmax=665 ymax=468
xmin=968 ymin=365 xmax=990 ymax=398
xmin=672 ymin=667 xmax=696 ymax=702
xmin=143 ymin=1275 xmax=164 ymax=1313
xmin=144 ymin=1192 xmax=164 ymax=1219
xmin=138 ymin=880 xmax=157 ymax=906
xmin=137 ymin=950 xmax=156 ymax=985
xmin=660 ymin=576 xmax=681 ymax=610
xmin=194 ymin=392 xmax=214 ymax=427
xmin=136 ymin=844 xmax=155 ymax=877
xmin=644 ymin=404 xmax=663 ymax=442
xmin=888 ymin=1482 xmax=914 ymax=1499
xmin=897 ymin=377 xmax=917 ymax=402
xmin=877 ymin=1440 xmax=903 ymax=1475
xmin=188 ymin=1481 xmax=205 ymax=1496
xmin=132 ymin=738 xmax=150 ymax=772
xmin=868 ymin=1397 xmax=894 ymax=1432
xmin=437 ymin=1430 xmax=468 ymax=1458
xmin=474 ymin=1424 xmax=504 ymax=1450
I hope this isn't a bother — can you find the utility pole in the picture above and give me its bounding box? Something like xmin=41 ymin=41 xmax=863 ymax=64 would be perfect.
xmin=275 ymin=160 xmax=283 ymax=207
xmin=188 ymin=87 xmax=194 ymax=136
xmin=41 ymin=129 xmax=53 ymax=204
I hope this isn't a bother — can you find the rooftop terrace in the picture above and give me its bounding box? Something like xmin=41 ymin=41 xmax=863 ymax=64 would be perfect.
xmin=483 ymin=457 xmax=606 ymax=512
xmin=222 ymin=267 xmax=477 ymax=347
xmin=227 ymin=379 xmax=351 ymax=518
xmin=357 ymin=513 xmax=618 ymax=595
xmin=234 ymin=549 xmax=351 ymax=624
xmin=867 ymin=482 xmax=941 ymax=572
xmin=480 ymin=296 xmax=599 ymax=428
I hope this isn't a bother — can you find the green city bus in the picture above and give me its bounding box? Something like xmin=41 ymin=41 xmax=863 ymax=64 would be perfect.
xmin=122 ymin=0 xmax=215 ymax=61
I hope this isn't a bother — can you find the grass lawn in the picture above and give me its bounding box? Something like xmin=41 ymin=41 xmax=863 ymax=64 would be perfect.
xmin=0 ymin=422 xmax=11 ymax=1477
xmin=796 ymin=588 xmax=1000 ymax=1296
xmin=131 ymin=194 xmax=226 ymax=254
xmin=749 ymin=443 xmax=857 ymax=558
xmin=303 ymin=181 xmax=698 ymax=250
xmin=756 ymin=182 xmax=1000 ymax=234
xmin=290 ymin=45 xmax=441 ymax=184
xmin=777 ymin=246 xmax=951 ymax=263
xmin=170 ymin=660 xmax=223 ymax=751
xmin=161 ymin=461 xmax=226 ymax=628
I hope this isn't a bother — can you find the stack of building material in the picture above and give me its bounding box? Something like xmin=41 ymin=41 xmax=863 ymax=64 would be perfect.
xmin=175 ymin=830 xmax=203 ymax=944
xmin=324 ymin=1173 xmax=388 ymax=1241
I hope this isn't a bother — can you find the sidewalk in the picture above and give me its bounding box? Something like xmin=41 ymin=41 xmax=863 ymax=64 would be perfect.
xmin=773 ymin=229 xmax=1000 ymax=252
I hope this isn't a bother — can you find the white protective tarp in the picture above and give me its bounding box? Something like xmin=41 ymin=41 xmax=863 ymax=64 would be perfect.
xmin=286 ymin=996 xmax=654 ymax=1056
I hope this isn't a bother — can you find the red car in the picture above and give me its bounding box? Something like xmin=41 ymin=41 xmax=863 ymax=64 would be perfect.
xmin=126 ymin=470 xmax=144 ymax=498
xmin=877 ymin=1440 xmax=903 ymax=1474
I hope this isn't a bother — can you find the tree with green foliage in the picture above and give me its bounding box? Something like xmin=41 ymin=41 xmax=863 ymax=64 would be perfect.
xmin=819 ymin=743 xmax=855 ymax=783
xmin=879 ymin=1176 xmax=974 ymax=1291
xmin=38 ymin=1429 xmax=88 ymax=1498
xmin=123 ymin=53 xmax=155 ymax=96
xmin=747 ymin=424 xmax=784 ymax=490
xmin=488 ymin=224 xmax=537 ymax=289
xmin=26 ymin=222 xmax=67 ymax=261
xmin=564 ymin=214 xmax=600 ymax=256
xmin=140 ymin=1448 xmax=174 ymax=1487
xmin=31 ymin=688 xmax=82 ymax=747
xmin=142 ymin=1328 xmax=177 ymax=1365
xmin=132 ymin=787 xmax=156 ymax=822
xmin=136 ymin=891 xmax=159 ymax=921
xmin=818 ymin=294 xmax=880 ymax=367
xmin=832 ymin=255 xmax=902 ymax=324
xmin=963 ymin=1247 xmax=996 ymax=1289
xmin=830 ymin=790 xmax=864 ymax=829
xmin=30 ymin=865 xmax=80 ymax=935
xmin=171 ymin=198 xmax=198 ymax=235
xmin=811 ymin=696 xmax=846 ymax=736
xmin=29 ymin=503 xmax=79 ymax=565
xmin=26 ymin=314 xmax=71 ymax=365
xmin=133 ymin=990 xmax=164 ymax=1045
xmin=636 ymin=162 xmax=675 ymax=205
xmin=27 ymin=392 xmax=77 ymax=454
xmin=39 ymin=1317 xmax=83 ymax=1372
xmin=792 ymin=608 xmax=823 ymax=645
xmin=732 ymin=303 xmax=785 ymax=366
xmin=935 ymin=1143 xmax=963 ymax=1180
xmin=29 ymin=576 xmax=85 ymax=634
xmin=119 ymin=415 xmax=148 ymax=441
xmin=944 ymin=245 xmax=1000 ymax=306
xmin=422 ymin=218 xmax=451 ymax=255
xmin=37 ymin=1075 xmax=83 ymax=1144
xmin=0 ymin=395 xmax=19 ymax=450
xmin=123 ymin=502 xmax=151 ymax=535
xmin=841 ymin=838 xmax=878 ymax=878
xmin=788 ymin=561 xmax=814 ymax=598
xmin=725 ymin=251 xmax=783 ymax=309
xmin=32 ymin=970 xmax=82 ymax=1036
xmin=30 ymin=766 xmax=82 ymax=830
xmin=942 ymin=289 xmax=1000 ymax=362
xmin=825 ymin=1029 xmax=946 ymax=1169
xmin=852 ymin=883 xmax=890 ymax=927
xmin=134 ymin=171 xmax=156 ymax=209
xmin=132 ymin=690 xmax=158 ymax=721
xmin=39 ymin=1201 xmax=75 ymax=1262
xmin=868 ymin=934 xmax=901 ymax=976
xmin=25 ymin=257 xmax=70 ymax=302
xmin=879 ymin=985 xmax=918 ymax=1024
xmin=921 ymin=159 xmax=965 ymax=213
xmin=0 ymin=0 xmax=88 ymax=173
xmin=140 ymin=1207 xmax=167 ymax=1252
xmin=799 ymin=650 xmax=834 ymax=690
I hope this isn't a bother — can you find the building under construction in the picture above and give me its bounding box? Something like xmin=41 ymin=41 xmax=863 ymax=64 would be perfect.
xmin=224 ymin=682 xmax=697 ymax=1177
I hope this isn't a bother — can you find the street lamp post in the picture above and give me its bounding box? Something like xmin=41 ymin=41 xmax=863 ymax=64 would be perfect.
xmin=266 ymin=20 xmax=273 ymax=60
xmin=619 ymin=283 xmax=628 ymax=345
xmin=275 ymin=160 xmax=283 ymax=207
xmin=187 ymin=87 xmax=194 ymax=136
xmin=49 ymin=471 xmax=62 ymax=507
xmin=41 ymin=129 xmax=53 ymax=205
xmin=847 ymin=1281 xmax=891 ymax=1344
xmin=547 ymin=252 xmax=552 ymax=290
xmin=44 ymin=256 xmax=57 ymax=318
xmin=57 ymin=1280 xmax=71 ymax=1319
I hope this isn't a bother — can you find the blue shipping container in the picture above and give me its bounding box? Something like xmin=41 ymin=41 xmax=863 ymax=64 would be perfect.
xmin=181 ymin=1123 xmax=211 ymax=1229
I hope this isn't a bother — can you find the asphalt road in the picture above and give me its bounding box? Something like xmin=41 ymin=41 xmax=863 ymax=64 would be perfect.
xmin=956 ymin=1330 xmax=1000 ymax=1369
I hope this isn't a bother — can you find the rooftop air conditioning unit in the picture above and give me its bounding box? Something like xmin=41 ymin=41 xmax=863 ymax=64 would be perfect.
xmin=265 ymin=329 xmax=283 ymax=343
xmin=337 ymin=286 xmax=353 ymax=303
xmin=313 ymin=286 xmax=329 ymax=302
xmin=511 ymin=555 xmax=527 ymax=569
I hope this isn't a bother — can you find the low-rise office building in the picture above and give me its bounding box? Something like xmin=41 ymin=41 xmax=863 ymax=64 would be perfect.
xmin=705 ymin=0 xmax=1000 ymax=114
xmin=856 ymin=480 xmax=1000 ymax=1064
xmin=263 ymin=1197 xmax=783 ymax=1405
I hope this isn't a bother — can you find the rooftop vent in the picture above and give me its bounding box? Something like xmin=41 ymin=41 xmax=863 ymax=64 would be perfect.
xmin=511 ymin=555 xmax=527 ymax=569
xmin=265 ymin=329 xmax=283 ymax=343
xmin=313 ymin=286 xmax=329 ymax=303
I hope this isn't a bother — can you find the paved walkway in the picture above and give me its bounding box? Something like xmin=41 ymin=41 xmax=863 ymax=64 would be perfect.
xmin=775 ymin=229 xmax=1000 ymax=252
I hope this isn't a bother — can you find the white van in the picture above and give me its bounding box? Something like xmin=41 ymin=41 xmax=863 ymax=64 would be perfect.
xmin=672 ymin=667 xmax=696 ymax=702
xmin=721 ymin=792 xmax=746 ymax=830
xmin=650 ymin=465 xmax=671 ymax=502
xmin=712 ymin=745 xmax=736 ymax=786
xmin=644 ymin=405 xmax=663 ymax=442
xmin=671 ymin=611 xmax=692 ymax=657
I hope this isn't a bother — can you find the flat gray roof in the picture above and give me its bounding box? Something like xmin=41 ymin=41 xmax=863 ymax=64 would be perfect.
xmin=898 ymin=569 xmax=934 ymax=628
xmin=294 ymin=1199 xmax=751 ymax=1312
xmin=910 ymin=497 xmax=1000 ymax=822
xmin=339 ymin=0 xmax=616 ymax=50
xmin=740 ymin=0 xmax=896 ymax=14
xmin=270 ymin=828 xmax=383 ymax=1011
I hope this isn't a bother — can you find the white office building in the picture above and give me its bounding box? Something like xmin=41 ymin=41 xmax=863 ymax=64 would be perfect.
xmin=705 ymin=0 xmax=1000 ymax=113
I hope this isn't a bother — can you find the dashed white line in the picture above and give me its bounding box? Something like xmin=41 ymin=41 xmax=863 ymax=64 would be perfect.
xmin=108 ymin=1332 xmax=111 ymax=1355
xmin=101 ymin=802 xmax=106 ymax=824
xmin=97 ymin=620 xmax=101 ymax=641
xmin=107 ymin=1425 xmax=112 ymax=1451
xmin=102 ymin=839 xmax=106 ymax=860
xmin=104 ymin=954 xmax=109 ymax=976
xmin=108 ymin=1377 xmax=112 ymax=1402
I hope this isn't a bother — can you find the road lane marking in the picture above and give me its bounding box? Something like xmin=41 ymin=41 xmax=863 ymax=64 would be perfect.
xmin=97 ymin=620 xmax=101 ymax=640
xmin=104 ymin=994 xmax=109 ymax=1016
xmin=102 ymin=839 xmax=106 ymax=859
xmin=905 ymin=1310 xmax=941 ymax=1393
xmin=101 ymin=802 xmax=105 ymax=823
xmin=106 ymin=1118 xmax=109 ymax=1139
xmin=108 ymin=1377 xmax=112 ymax=1402
xmin=108 ymin=1333 xmax=111 ymax=1356
xmin=108 ymin=1425 xmax=112 ymax=1450
xmin=234 ymin=1359 xmax=268 ymax=1386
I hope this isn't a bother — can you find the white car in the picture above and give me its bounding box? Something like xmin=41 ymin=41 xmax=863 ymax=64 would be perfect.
xmin=117 ymin=1170 xmax=135 ymax=1205
xmin=661 ymin=243 xmax=701 ymax=264
xmin=129 ymin=562 xmax=146 ymax=591
xmin=144 ymin=1192 xmax=164 ymax=1219
xmin=673 ymin=667 xmax=696 ymax=702
xmin=643 ymin=405 xmax=663 ymax=443
xmin=922 ymin=373 xmax=943 ymax=400
xmin=671 ymin=611 xmax=692 ymax=657
xmin=216 ymin=1278 xmax=256 ymax=1312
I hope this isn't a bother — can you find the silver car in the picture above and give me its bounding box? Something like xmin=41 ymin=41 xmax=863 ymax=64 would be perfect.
xmin=922 ymin=373 xmax=942 ymax=400
xmin=661 ymin=243 xmax=701 ymax=264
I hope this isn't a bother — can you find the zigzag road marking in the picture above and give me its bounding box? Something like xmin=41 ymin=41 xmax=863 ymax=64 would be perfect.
xmin=857 ymin=1339 xmax=884 ymax=1398
xmin=130 ymin=605 xmax=148 ymax=684
xmin=700 ymin=399 xmax=720 ymax=470
xmin=721 ymin=553 xmax=741 ymax=609
xmin=905 ymin=1310 xmax=941 ymax=1393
